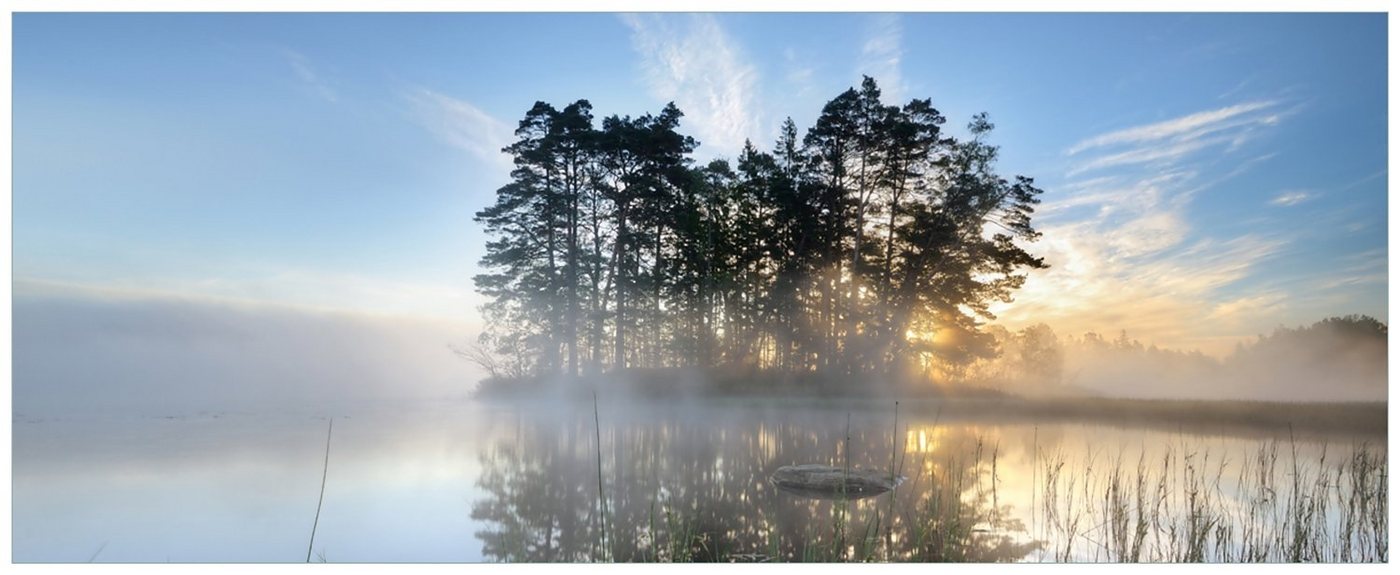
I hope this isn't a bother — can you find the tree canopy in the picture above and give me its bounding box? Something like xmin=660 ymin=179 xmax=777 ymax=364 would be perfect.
xmin=472 ymin=76 xmax=1048 ymax=386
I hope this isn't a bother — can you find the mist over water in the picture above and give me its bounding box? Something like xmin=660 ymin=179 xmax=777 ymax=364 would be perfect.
xmin=11 ymin=399 xmax=1384 ymax=562
xmin=13 ymin=285 xmax=1385 ymax=414
xmin=12 ymin=289 xmax=483 ymax=415
xmin=9 ymin=287 xmax=1388 ymax=563
xmin=8 ymin=285 xmax=1387 ymax=564
xmin=1060 ymin=332 xmax=1387 ymax=402
xmin=965 ymin=319 xmax=1388 ymax=403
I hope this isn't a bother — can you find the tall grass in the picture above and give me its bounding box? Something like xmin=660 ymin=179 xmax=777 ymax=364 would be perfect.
xmin=560 ymin=400 xmax=1383 ymax=564
xmin=755 ymin=432 xmax=1385 ymax=564
xmin=651 ymin=501 xmax=709 ymax=562
xmin=1036 ymin=438 xmax=1387 ymax=562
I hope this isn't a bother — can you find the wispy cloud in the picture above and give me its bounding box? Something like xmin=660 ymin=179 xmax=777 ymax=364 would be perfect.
xmin=1206 ymin=292 xmax=1287 ymax=322
xmin=1269 ymin=190 xmax=1312 ymax=207
xmin=1067 ymin=101 xmax=1276 ymax=156
xmin=1217 ymin=75 xmax=1257 ymax=100
xmin=992 ymin=225 xmax=1287 ymax=353
xmin=1310 ymin=249 xmax=1387 ymax=291
xmin=859 ymin=14 xmax=904 ymax=102
xmin=1064 ymin=103 xmax=1289 ymax=178
xmin=783 ymin=47 xmax=818 ymax=100
xmin=1067 ymin=136 xmax=1224 ymax=177
xmin=283 ymin=49 xmax=338 ymax=104
xmin=993 ymin=100 xmax=1301 ymax=354
xmin=1333 ymin=169 xmax=1388 ymax=194
xmin=402 ymin=87 xmax=514 ymax=172
xmin=621 ymin=13 xmax=759 ymax=159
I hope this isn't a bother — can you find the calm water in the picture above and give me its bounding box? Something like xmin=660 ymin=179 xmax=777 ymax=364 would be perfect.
xmin=10 ymin=398 xmax=1387 ymax=562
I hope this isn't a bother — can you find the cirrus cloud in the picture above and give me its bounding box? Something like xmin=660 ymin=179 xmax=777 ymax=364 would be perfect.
xmin=993 ymin=100 xmax=1297 ymax=355
xmin=402 ymin=87 xmax=515 ymax=173
xmin=621 ymin=13 xmax=760 ymax=159
xmin=1269 ymin=190 xmax=1312 ymax=207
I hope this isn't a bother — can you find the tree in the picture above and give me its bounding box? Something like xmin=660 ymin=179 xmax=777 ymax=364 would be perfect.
xmin=594 ymin=104 xmax=697 ymax=371
xmin=474 ymin=102 xmax=565 ymax=377
xmin=884 ymin=113 xmax=1047 ymax=379
xmin=553 ymin=100 xmax=596 ymax=378
xmin=472 ymin=78 xmax=1048 ymax=390
xmin=1015 ymin=324 xmax=1064 ymax=388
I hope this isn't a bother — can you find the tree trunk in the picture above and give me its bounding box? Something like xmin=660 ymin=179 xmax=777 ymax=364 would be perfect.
xmin=613 ymin=209 xmax=628 ymax=372
xmin=544 ymin=168 xmax=559 ymax=376
xmin=565 ymin=162 xmax=580 ymax=378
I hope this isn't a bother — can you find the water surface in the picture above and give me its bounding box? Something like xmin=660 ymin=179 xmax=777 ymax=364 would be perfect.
xmin=11 ymin=398 xmax=1386 ymax=562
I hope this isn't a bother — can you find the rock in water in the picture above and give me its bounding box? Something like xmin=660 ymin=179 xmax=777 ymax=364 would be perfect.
xmin=769 ymin=464 xmax=906 ymax=500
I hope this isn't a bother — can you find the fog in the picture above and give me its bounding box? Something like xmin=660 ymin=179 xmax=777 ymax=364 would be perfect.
xmin=11 ymin=285 xmax=1386 ymax=415
xmin=9 ymin=288 xmax=1386 ymax=563
xmin=12 ymin=289 xmax=484 ymax=415
xmin=1062 ymin=341 xmax=1386 ymax=403
xmin=984 ymin=319 xmax=1388 ymax=403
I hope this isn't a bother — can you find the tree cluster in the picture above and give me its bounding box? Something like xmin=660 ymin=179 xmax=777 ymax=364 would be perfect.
xmin=962 ymin=316 xmax=1388 ymax=399
xmin=473 ymin=77 xmax=1047 ymax=385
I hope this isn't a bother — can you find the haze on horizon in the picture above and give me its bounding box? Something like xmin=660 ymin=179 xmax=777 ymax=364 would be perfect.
xmin=10 ymin=13 xmax=1388 ymax=407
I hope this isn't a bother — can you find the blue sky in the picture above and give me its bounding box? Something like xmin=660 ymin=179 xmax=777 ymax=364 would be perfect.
xmin=12 ymin=12 xmax=1389 ymax=355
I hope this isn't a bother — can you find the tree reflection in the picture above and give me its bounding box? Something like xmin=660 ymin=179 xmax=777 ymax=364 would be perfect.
xmin=470 ymin=419 xmax=602 ymax=561
xmin=469 ymin=408 xmax=1042 ymax=562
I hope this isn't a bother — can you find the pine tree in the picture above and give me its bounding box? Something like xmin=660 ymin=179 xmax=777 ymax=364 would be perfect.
xmin=473 ymin=78 xmax=1048 ymax=389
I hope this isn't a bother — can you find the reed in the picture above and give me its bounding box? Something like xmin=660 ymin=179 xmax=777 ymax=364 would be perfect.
xmin=593 ymin=392 xmax=610 ymax=562
xmin=306 ymin=418 xmax=333 ymax=563
xmin=1036 ymin=438 xmax=1387 ymax=562
xmin=534 ymin=406 xmax=1384 ymax=564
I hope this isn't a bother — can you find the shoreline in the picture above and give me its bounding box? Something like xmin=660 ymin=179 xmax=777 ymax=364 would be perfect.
xmin=474 ymin=389 xmax=1388 ymax=439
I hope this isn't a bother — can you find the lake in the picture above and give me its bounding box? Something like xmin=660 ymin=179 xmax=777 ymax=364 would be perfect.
xmin=10 ymin=398 xmax=1388 ymax=562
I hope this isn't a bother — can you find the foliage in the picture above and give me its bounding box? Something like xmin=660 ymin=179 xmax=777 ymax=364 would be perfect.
xmin=963 ymin=316 xmax=1387 ymax=399
xmin=473 ymin=77 xmax=1048 ymax=386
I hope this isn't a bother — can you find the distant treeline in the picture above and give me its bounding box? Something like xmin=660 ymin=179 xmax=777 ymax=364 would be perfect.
xmin=472 ymin=77 xmax=1046 ymax=383
xmin=965 ymin=315 xmax=1388 ymax=401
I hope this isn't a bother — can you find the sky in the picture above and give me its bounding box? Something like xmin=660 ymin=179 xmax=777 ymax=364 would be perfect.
xmin=9 ymin=12 xmax=1389 ymax=403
